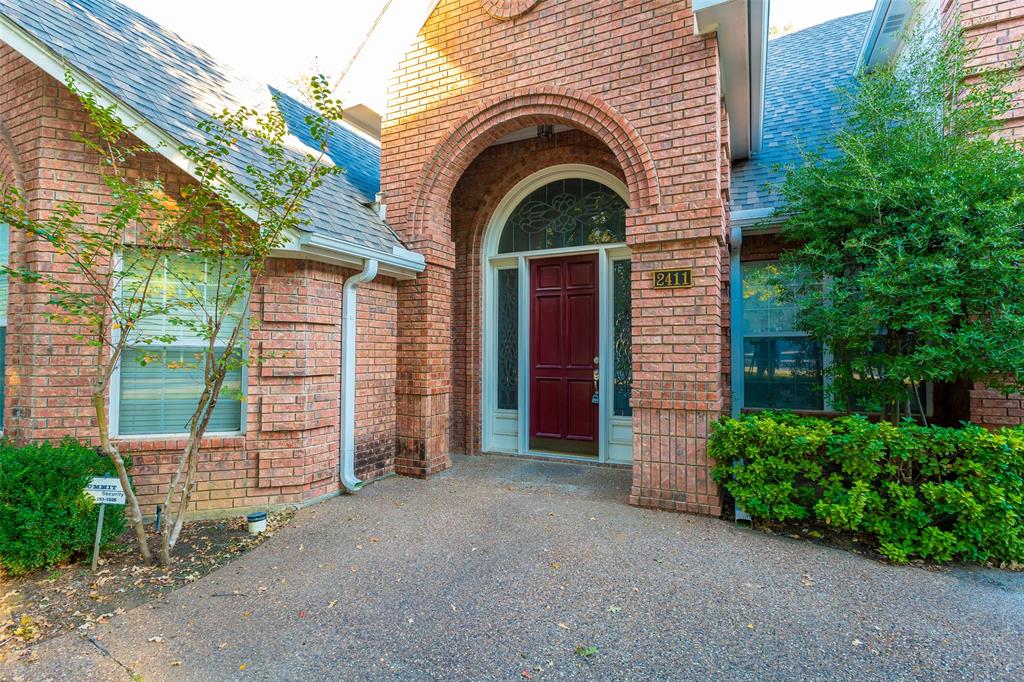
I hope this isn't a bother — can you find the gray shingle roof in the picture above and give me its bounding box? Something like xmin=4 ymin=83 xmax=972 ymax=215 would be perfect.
xmin=731 ymin=12 xmax=872 ymax=215
xmin=0 ymin=0 xmax=403 ymax=255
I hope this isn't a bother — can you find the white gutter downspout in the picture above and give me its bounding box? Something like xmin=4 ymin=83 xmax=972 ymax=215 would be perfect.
xmin=340 ymin=258 xmax=379 ymax=492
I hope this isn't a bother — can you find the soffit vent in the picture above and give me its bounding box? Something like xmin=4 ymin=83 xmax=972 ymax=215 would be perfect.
xmin=883 ymin=13 xmax=906 ymax=34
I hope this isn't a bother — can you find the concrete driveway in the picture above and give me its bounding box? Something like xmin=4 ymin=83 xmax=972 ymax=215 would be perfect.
xmin=4 ymin=454 xmax=1022 ymax=681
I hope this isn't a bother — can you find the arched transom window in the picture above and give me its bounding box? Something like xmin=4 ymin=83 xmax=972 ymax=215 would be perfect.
xmin=497 ymin=178 xmax=627 ymax=254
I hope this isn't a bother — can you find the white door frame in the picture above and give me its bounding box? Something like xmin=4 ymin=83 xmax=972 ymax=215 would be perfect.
xmin=480 ymin=164 xmax=633 ymax=464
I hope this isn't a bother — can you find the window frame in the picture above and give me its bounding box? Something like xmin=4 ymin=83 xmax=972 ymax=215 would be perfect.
xmin=109 ymin=251 xmax=248 ymax=440
xmin=741 ymin=259 xmax=827 ymax=412
xmin=740 ymin=258 xmax=934 ymax=416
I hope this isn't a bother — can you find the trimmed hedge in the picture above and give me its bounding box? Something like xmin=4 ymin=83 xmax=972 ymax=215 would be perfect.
xmin=710 ymin=413 xmax=1024 ymax=564
xmin=0 ymin=438 xmax=126 ymax=575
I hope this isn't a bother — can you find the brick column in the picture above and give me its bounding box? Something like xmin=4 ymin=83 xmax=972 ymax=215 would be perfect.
xmin=628 ymin=205 xmax=727 ymax=516
xmin=394 ymin=238 xmax=455 ymax=477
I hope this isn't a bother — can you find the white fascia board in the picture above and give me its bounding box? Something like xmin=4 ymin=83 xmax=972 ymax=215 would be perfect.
xmin=0 ymin=13 xmax=425 ymax=279
xmin=748 ymin=0 xmax=768 ymax=153
xmin=730 ymin=206 xmax=779 ymax=229
xmin=694 ymin=1 xmax=769 ymax=160
xmin=274 ymin=228 xmax=425 ymax=279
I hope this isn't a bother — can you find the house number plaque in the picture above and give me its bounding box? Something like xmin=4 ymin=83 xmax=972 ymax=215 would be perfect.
xmin=652 ymin=268 xmax=692 ymax=289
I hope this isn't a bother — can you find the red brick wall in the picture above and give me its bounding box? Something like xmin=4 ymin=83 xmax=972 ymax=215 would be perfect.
xmin=948 ymin=0 xmax=1024 ymax=140
xmin=942 ymin=0 xmax=1024 ymax=426
xmin=381 ymin=0 xmax=730 ymax=514
xmin=0 ymin=44 xmax=398 ymax=514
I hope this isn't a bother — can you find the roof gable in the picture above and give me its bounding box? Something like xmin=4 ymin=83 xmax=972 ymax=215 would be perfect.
xmin=0 ymin=0 xmax=415 ymax=267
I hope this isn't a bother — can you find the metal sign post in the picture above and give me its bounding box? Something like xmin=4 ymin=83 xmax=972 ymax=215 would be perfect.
xmin=85 ymin=476 xmax=127 ymax=572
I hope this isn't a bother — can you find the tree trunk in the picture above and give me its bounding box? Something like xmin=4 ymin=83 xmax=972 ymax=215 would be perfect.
xmin=93 ymin=391 xmax=152 ymax=563
xmin=157 ymin=368 xmax=225 ymax=566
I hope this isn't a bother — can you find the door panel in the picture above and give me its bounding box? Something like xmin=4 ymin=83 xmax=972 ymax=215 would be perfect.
xmin=534 ymin=295 xmax=562 ymax=367
xmin=566 ymin=293 xmax=596 ymax=368
xmin=567 ymin=379 xmax=597 ymax=440
xmin=529 ymin=254 xmax=599 ymax=454
xmin=533 ymin=378 xmax=563 ymax=438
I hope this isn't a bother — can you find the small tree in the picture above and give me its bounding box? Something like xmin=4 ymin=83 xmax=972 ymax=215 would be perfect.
xmin=152 ymin=77 xmax=343 ymax=565
xmin=771 ymin=16 xmax=1024 ymax=423
xmin=0 ymin=73 xmax=342 ymax=565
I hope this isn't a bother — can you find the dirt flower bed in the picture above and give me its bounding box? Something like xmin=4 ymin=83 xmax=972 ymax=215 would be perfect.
xmin=0 ymin=509 xmax=293 ymax=663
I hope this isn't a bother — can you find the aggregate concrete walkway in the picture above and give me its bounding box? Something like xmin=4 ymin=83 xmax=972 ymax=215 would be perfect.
xmin=4 ymin=454 xmax=1022 ymax=681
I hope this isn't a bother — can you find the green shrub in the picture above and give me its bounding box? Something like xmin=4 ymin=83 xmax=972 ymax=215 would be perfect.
xmin=0 ymin=438 xmax=126 ymax=575
xmin=710 ymin=413 xmax=1024 ymax=564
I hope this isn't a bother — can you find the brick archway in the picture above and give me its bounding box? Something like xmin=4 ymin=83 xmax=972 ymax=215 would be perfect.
xmin=408 ymin=87 xmax=661 ymax=244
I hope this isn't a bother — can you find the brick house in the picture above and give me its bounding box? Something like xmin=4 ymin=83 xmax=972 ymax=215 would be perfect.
xmin=0 ymin=0 xmax=1020 ymax=518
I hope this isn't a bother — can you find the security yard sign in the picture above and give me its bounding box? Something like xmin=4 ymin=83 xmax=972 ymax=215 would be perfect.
xmin=85 ymin=476 xmax=126 ymax=506
xmin=85 ymin=476 xmax=126 ymax=570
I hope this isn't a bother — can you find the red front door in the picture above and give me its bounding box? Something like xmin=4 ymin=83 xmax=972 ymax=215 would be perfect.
xmin=529 ymin=254 xmax=599 ymax=455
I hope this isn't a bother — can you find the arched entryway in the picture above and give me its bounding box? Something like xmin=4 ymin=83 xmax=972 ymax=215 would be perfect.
xmin=386 ymin=86 xmax=728 ymax=516
xmin=480 ymin=164 xmax=633 ymax=464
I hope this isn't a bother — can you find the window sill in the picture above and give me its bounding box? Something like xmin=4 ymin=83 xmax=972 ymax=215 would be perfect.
xmin=113 ymin=432 xmax=246 ymax=452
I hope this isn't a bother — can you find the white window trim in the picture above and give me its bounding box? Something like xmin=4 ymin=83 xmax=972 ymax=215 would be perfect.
xmin=109 ymin=251 xmax=248 ymax=440
xmin=480 ymin=164 xmax=633 ymax=464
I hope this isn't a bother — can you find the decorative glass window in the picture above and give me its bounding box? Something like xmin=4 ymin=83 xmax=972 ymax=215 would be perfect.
xmin=496 ymin=268 xmax=519 ymax=410
xmin=742 ymin=261 xmax=824 ymax=410
xmin=498 ymin=178 xmax=626 ymax=254
xmin=612 ymin=259 xmax=632 ymax=417
xmin=0 ymin=223 xmax=8 ymax=431
xmin=116 ymin=252 xmax=246 ymax=436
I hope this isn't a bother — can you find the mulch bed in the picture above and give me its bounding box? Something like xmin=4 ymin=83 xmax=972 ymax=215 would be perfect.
xmin=0 ymin=509 xmax=293 ymax=664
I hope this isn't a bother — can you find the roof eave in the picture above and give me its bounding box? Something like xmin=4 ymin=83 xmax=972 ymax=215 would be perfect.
xmin=730 ymin=207 xmax=780 ymax=230
xmin=694 ymin=0 xmax=769 ymax=160
xmin=0 ymin=12 xmax=424 ymax=278
xmin=276 ymin=230 xmax=425 ymax=279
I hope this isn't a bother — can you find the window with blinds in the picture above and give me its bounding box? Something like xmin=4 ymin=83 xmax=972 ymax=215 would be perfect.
xmin=116 ymin=251 xmax=247 ymax=436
